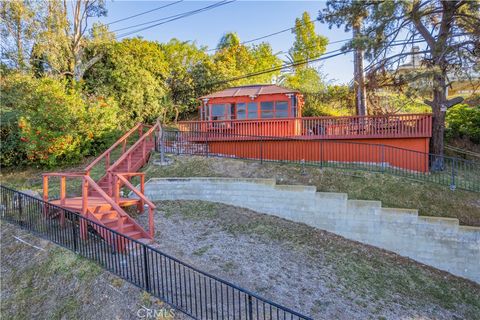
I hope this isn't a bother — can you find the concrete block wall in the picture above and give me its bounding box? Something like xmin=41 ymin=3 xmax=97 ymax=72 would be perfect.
xmin=143 ymin=178 xmax=480 ymax=283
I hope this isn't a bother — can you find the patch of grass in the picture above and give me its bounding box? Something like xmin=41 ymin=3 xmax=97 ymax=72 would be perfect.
xmin=160 ymin=200 xmax=218 ymax=220
xmin=193 ymin=245 xmax=212 ymax=256
xmin=145 ymin=154 xmax=480 ymax=226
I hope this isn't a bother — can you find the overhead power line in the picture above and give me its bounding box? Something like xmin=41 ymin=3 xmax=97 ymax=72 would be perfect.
xmin=185 ymin=39 xmax=428 ymax=92
xmin=116 ymin=0 xmax=236 ymax=38
xmin=107 ymin=1 xmax=184 ymax=26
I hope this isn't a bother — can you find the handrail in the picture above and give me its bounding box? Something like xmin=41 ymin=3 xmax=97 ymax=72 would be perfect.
xmin=178 ymin=113 xmax=433 ymax=123
xmin=42 ymin=172 xmax=86 ymax=177
xmin=115 ymin=173 xmax=155 ymax=237
xmin=108 ymin=122 xmax=159 ymax=173
xmin=116 ymin=174 xmax=156 ymax=209
xmin=83 ymin=175 xmax=149 ymax=237
xmin=85 ymin=123 xmax=143 ymax=173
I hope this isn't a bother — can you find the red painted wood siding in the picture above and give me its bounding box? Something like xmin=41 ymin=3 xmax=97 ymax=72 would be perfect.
xmin=207 ymin=138 xmax=430 ymax=172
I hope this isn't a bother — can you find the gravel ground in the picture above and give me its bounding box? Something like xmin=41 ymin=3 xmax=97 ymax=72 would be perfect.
xmin=136 ymin=200 xmax=480 ymax=320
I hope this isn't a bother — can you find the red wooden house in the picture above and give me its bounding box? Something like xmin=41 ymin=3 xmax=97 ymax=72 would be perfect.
xmin=198 ymin=84 xmax=304 ymax=121
xmin=177 ymin=84 xmax=432 ymax=172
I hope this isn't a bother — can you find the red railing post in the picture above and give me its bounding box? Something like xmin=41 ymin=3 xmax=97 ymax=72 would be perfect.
xmin=105 ymin=152 xmax=110 ymax=171
xmin=60 ymin=176 xmax=66 ymax=206
xmin=114 ymin=175 xmax=120 ymax=205
xmin=80 ymin=177 xmax=89 ymax=240
xmin=42 ymin=176 xmax=48 ymax=203
xmin=42 ymin=175 xmax=49 ymax=217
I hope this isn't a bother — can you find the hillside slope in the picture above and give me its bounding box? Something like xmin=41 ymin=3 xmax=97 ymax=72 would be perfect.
xmin=0 ymin=221 xmax=184 ymax=320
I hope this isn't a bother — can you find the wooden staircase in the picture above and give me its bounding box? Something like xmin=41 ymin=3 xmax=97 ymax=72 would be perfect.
xmin=42 ymin=123 xmax=160 ymax=247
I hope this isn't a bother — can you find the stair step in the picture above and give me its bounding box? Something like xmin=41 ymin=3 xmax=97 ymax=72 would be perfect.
xmin=124 ymin=230 xmax=144 ymax=239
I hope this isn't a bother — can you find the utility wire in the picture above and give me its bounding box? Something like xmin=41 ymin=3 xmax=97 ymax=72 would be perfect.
xmin=184 ymin=39 xmax=426 ymax=93
xmin=116 ymin=1 xmax=236 ymax=38
xmin=107 ymin=1 xmax=184 ymax=26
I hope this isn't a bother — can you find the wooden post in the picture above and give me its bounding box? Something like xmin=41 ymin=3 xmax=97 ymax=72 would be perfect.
xmin=60 ymin=176 xmax=66 ymax=206
xmin=122 ymin=139 xmax=126 ymax=153
xmin=142 ymin=139 xmax=146 ymax=161
xmin=105 ymin=152 xmax=110 ymax=171
xmin=80 ymin=178 xmax=89 ymax=240
xmin=114 ymin=175 xmax=120 ymax=204
xmin=107 ymin=171 xmax=112 ymax=197
xmin=42 ymin=176 xmax=48 ymax=202
xmin=138 ymin=174 xmax=145 ymax=212
xmin=42 ymin=175 xmax=49 ymax=218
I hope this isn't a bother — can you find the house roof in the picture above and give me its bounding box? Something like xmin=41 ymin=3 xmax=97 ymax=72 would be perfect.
xmin=199 ymin=84 xmax=299 ymax=99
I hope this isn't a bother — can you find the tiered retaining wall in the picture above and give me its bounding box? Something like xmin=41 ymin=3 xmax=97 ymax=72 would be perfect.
xmin=143 ymin=178 xmax=480 ymax=283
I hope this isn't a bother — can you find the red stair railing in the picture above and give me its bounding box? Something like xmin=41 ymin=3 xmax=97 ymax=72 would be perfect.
xmin=113 ymin=172 xmax=156 ymax=238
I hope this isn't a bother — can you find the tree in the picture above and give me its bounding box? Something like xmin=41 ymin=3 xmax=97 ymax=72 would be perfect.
xmin=289 ymin=12 xmax=329 ymax=67
xmin=160 ymin=39 xmax=218 ymax=121
xmin=213 ymin=32 xmax=282 ymax=86
xmin=319 ymin=0 xmax=480 ymax=168
xmin=0 ymin=0 xmax=39 ymax=70
xmin=84 ymin=38 xmax=169 ymax=125
xmin=284 ymin=12 xmax=329 ymax=114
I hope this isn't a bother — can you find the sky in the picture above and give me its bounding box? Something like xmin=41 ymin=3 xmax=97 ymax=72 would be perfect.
xmin=94 ymin=0 xmax=354 ymax=84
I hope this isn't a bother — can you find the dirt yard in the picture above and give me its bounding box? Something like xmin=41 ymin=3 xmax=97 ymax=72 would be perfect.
xmin=136 ymin=200 xmax=480 ymax=320
xmin=0 ymin=221 xmax=187 ymax=320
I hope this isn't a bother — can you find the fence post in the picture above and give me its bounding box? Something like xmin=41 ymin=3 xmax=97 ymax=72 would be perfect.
xmin=72 ymin=217 xmax=78 ymax=253
xmin=143 ymin=245 xmax=151 ymax=292
xmin=450 ymin=158 xmax=456 ymax=191
xmin=381 ymin=145 xmax=385 ymax=173
xmin=160 ymin=126 xmax=165 ymax=163
xmin=18 ymin=194 xmax=23 ymax=222
xmin=204 ymin=131 xmax=209 ymax=158
xmin=248 ymin=295 xmax=253 ymax=320
xmin=260 ymin=138 xmax=263 ymax=164
xmin=319 ymin=140 xmax=323 ymax=169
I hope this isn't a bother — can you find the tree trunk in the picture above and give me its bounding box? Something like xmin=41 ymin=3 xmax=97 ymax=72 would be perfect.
xmin=429 ymin=73 xmax=447 ymax=171
xmin=353 ymin=23 xmax=367 ymax=116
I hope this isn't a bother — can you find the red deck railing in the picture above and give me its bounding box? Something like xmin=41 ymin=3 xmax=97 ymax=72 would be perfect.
xmin=178 ymin=114 xmax=432 ymax=140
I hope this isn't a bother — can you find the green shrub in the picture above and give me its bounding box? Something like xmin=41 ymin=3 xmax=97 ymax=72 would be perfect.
xmin=1 ymin=73 xmax=121 ymax=167
xmin=0 ymin=108 xmax=26 ymax=167
xmin=446 ymin=104 xmax=480 ymax=144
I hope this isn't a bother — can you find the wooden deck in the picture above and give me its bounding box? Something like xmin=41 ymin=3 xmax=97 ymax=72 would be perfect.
xmin=178 ymin=114 xmax=432 ymax=140
xmin=49 ymin=197 xmax=140 ymax=212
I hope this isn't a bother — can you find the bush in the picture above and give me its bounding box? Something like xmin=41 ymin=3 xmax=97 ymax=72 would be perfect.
xmin=0 ymin=108 xmax=26 ymax=167
xmin=446 ymin=104 xmax=480 ymax=144
xmin=1 ymin=73 xmax=121 ymax=167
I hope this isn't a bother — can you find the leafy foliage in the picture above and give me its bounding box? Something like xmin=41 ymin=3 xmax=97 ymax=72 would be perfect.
xmin=84 ymin=38 xmax=168 ymax=125
xmin=446 ymin=104 xmax=480 ymax=144
xmin=1 ymin=73 xmax=120 ymax=167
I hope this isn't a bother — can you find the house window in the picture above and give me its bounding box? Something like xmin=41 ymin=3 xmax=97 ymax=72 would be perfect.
xmin=291 ymin=95 xmax=297 ymax=117
xmin=260 ymin=101 xmax=274 ymax=119
xmin=211 ymin=104 xmax=233 ymax=120
xmin=211 ymin=104 xmax=225 ymax=120
xmin=248 ymin=102 xmax=258 ymax=119
xmin=275 ymin=101 xmax=289 ymax=118
xmin=237 ymin=103 xmax=247 ymax=120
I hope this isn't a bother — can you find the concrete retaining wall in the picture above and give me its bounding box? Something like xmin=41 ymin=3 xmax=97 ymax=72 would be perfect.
xmin=143 ymin=178 xmax=480 ymax=283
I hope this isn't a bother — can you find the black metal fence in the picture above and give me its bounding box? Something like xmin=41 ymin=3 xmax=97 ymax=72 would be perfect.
xmin=0 ymin=185 xmax=312 ymax=320
xmin=159 ymin=129 xmax=480 ymax=193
